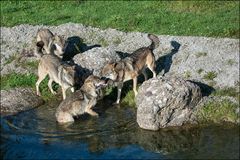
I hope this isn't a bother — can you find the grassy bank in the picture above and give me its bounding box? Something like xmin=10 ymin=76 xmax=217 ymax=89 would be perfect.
xmin=1 ymin=1 xmax=239 ymax=38
xmin=197 ymin=87 xmax=239 ymax=124
xmin=197 ymin=98 xmax=239 ymax=124
xmin=0 ymin=73 xmax=58 ymax=101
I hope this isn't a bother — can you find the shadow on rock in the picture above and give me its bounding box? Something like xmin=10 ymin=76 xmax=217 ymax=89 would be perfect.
xmin=188 ymin=80 xmax=215 ymax=97
xmin=63 ymin=36 xmax=101 ymax=61
xmin=116 ymin=51 xmax=131 ymax=59
xmin=73 ymin=63 xmax=93 ymax=90
xmin=156 ymin=40 xmax=181 ymax=76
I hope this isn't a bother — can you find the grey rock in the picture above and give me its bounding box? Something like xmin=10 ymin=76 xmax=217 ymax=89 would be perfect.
xmin=136 ymin=76 xmax=202 ymax=130
xmin=73 ymin=47 xmax=120 ymax=76
xmin=1 ymin=57 xmax=38 ymax=75
xmin=0 ymin=23 xmax=239 ymax=87
xmin=0 ymin=87 xmax=44 ymax=116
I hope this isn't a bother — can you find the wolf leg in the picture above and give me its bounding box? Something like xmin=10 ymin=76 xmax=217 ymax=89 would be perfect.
xmin=115 ymin=82 xmax=123 ymax=104
xmin=142 ymin=68 xmax=148 ymax=81
xmin=86 ymin=108 xmax=99 ymax=117
xmin=36 ymin=70 xmax=47 ymax=96
xmin=48 ymin=79 xmax=57 ymax=95
xmin=133 ymin=77 xmax=138 ymax=97
xmin=56 ymin=112 xmax=74 ymax=123
xmin=62 ymin=86 xmax=67 ymax=100
xmin=148 ymin=63 xmax=156 ymax=78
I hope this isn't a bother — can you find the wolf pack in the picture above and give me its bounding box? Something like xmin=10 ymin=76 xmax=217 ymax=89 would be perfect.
xmin=34 ymin=29 xmax=159 ymax=124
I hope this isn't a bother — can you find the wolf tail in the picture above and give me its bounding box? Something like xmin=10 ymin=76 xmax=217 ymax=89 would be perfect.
xmin=34 ymin=41 xmax=44 ymax=58
xmin=148 ymin=34 xmax=159 ymax=51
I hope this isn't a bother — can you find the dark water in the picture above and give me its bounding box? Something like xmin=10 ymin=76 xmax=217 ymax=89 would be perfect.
xmin=1 ymin=100 xmax=239 ymax=159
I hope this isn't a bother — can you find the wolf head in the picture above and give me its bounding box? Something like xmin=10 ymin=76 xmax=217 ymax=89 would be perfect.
xmin=100 ymin=62 xmax=123 ymax=81
xmin=50 ymin=35 xmax=68 ymax=58
xmin=84 ymin=75 xmax=108 ymax=90
xmin=62 ymin=63 xmax=76 ymax=86
xmin=81 ymin=75 xmax=108 ymax=98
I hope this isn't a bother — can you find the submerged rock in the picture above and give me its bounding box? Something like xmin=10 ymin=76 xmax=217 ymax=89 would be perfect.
xmin=0 ymin=87 xmax=44 ymax=116
xmin=136 ymin=76 xmax=202 ymax=130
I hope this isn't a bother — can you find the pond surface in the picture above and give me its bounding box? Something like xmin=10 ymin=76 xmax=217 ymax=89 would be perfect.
xmin=1 ymin=100 xmax=239 ymax=159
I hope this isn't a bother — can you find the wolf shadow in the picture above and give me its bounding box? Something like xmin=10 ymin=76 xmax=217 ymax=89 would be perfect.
xmin=155 ymin=40 xmax=181 ymax=76
xmin=63 ymin=36 xmax=101 ymax=61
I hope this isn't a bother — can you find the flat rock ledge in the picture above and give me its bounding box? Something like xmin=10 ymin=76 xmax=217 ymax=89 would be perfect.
xmin=1 ymin=23 xmax=239 ymax=88
xmin=136 ymin=76 xmax=202 ymax=130
xmin=0 ymin=87 xmax=44 ymax=116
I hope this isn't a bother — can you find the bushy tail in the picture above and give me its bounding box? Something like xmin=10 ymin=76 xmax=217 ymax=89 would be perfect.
xmin=148 ymin=34 xmax=159 ymax=51
xmin=34 ymin=41 xmax=44 ymax=58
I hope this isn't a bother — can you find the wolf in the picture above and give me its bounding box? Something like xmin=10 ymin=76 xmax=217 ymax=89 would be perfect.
xmin=35 ymin=54 xmax=76 ymax=100
xmin=101 ymin=34 xmax=159 ymax=104
xmin=55 ymin=75 xmax=108 ymax=123
xmin=35 ymin=29 xmax=67 ymax=58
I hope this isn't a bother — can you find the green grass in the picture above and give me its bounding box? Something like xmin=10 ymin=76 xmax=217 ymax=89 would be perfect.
xmin=197 ymin=86 xmax=239 ymax=124
xmin=1 ymin=1 xmax=239 ymax=38
xmin=197 ymin=99 xmax=239 ymax=124
xmin=213 ymin=87 xmax=239 ymax=101
xmin=1 ymin=73 xmax=36 ymax=89
xmin=0 ymin=73 xmax=58 ymax=101
xmin=20 ymin=60 xmax=39 ymax=69
xmin=103 ymin=84 xmax=136 ymax=107
xmin=121 ymin=90 xmax=136 ymax=107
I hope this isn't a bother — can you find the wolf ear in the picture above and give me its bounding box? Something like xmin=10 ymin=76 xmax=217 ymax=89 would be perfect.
xmin=62 ymin=64 xmax=74 ymax=72
xmin=114 ymin=62 xmax=123 ymax=71
xmin=108 ymin=60 xmax=115 ymax=65
xmin=36 ymin=41 xmax=44 ymax=48
xmin=53 ymin=34 xmax=57 ymax=40
xmin=48 ymin=39 xmax=54 ymax=50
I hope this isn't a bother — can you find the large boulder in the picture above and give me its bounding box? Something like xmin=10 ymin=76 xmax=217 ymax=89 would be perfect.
xmin=136 ymin=76 xmax=202 ymax=130
xmin=0 ymin=87 xmax=44 ymax=115
xmin=73 ymin=47 xmax=120 ymax=76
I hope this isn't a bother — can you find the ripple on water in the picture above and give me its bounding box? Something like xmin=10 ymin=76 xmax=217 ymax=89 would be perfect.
xmin=1 ymin=101 xmax=239 ymax=159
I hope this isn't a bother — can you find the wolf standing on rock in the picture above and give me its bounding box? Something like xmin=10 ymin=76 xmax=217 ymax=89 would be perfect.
xmin=35 ymin=29 xmax=67 ymax=59
xmin=101 ymin=34 xmax=159 ymax=104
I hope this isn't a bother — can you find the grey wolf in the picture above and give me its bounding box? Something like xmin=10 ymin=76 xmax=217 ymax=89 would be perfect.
xmin=35 ymin=54 xmax=76 ymax=100
xmin=35 ymin=29 xmax=67 ymax=58
xmin=101 ymin=34 xmax=159 ymax=104
xmin=55 ymin=75 xmax=108 ymax=123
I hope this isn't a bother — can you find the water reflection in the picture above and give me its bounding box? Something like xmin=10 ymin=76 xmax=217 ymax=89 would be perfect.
xmin=1 ymin=100 xmax=239 ymax=159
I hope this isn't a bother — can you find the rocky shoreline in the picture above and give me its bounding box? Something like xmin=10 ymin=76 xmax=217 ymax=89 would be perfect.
xmin=1 ymin=23 xmax=239 ymax=129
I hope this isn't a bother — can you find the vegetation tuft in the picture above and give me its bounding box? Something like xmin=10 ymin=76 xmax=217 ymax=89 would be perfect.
xmin=196 ymin=52 xmax=207 ymax=58
xmin=203 ymin=71 xmax=217 ymax=81
xmin=197 ymin=68 xmax=204 ymax=74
